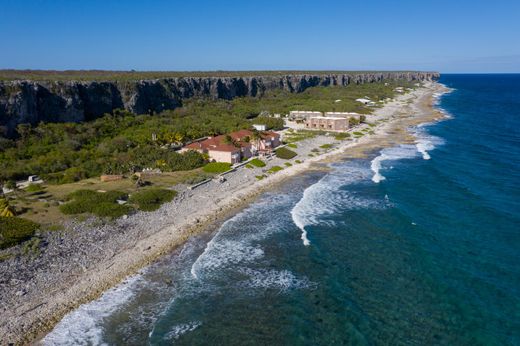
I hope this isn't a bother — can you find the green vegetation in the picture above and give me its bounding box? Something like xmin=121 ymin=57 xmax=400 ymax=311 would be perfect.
xmin=253 ymin=117 xmax=284 ymax=130
xmin=353 ymin=131 xmax=364 ymax=136
xmin=284 ymin=162 xmax=293 ymax=167
xmin=0 ymin=217 xmax=40 ymax=249
xmin=320 ymin=144 xmax=333 ymax=149
xmin=0 ymin=197 xmax=15 ymax=217
xmin=295 ymin=160 xmax=302 ymax=164
xmin=283 ymin=130 xmax=321 ymax=143
xmin=267 ymin=166 xmax=283 ymax=173
xmin=25 ymin=184 xmax=44 ymax=193
xmin=275 ymin=147 xmax=297 ymax=160
xmin=287 ymin=143 xmax=298 ymax=149
xmin=249 ymin=158 xmax=266 ymax=168
xmin=255 ymin=175 xmax=266 ymax=180
xmin=129 ymin=188 xmax=177 ymax=212
xmin=0 ymin=70 xmax=423 ymax=82
xmin=334 ymin=132 xmax=350 ymax=140
xmin=60 ymin=189 xmax=132 ymax=218
xmin=1 ymin=80 xmax=410 ymax=185
xmin=22 ymin=237 xmax=41 ymax=256
xmin=202 ymin=162 xmax=232 ymax=174
xmin=245 ymin=164 xmax=254 ymax=169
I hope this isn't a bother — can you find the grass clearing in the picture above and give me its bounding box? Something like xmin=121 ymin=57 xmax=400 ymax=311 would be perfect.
xmin=203 ymin=162 xmax=232 ymax=174
xmin=267 ymin=166 xmax=283 ymax=173
xmin=334 ymin=132 xmax=350 ymax=140
xmin=129 ymin=188 xmax=177 ymax=212
xmin=275 ymin=147 xmax=297 ymax=160
xmin=249 ymin=158 xmax=266 ymax=168
xmin=60 ymin=189 xmax=132 ymax=218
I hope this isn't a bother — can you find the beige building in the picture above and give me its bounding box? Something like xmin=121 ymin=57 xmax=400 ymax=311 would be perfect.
xmin=305 ymin=117 xmax=348 ymax=132
xmin=324 ymin=112 xmax=360 ymax=118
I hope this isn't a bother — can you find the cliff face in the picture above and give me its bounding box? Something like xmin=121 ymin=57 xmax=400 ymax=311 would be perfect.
xmin=0 ymin=72 xmax=439 ymax=136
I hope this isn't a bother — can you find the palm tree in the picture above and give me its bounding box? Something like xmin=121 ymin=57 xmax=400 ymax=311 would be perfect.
xmin=0 ymin=197 xmax=15 ymax=217
xmin=250 ymin=129 xmax=263 ymax=153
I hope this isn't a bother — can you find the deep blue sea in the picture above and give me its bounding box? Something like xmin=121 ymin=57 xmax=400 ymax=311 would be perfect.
xmin=43 ymin=75 xmax=520 ymax=345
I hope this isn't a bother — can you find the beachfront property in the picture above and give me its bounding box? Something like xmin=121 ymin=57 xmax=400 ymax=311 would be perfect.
xmin=181 ymin=129 xmax=280 ymax=163
xmin=304 ymin=116 xmax=349 ymax=132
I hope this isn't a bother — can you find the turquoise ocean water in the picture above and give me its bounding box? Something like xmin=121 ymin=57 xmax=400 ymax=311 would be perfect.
xmin=43 ymin=74 xmax=520 ymax=345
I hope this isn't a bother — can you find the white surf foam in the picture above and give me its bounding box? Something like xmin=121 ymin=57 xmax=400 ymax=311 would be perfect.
xmin=191 ymin=194 xmax=296 ymax=279
xmin=412 ymin=125 xmax=445 ymax=161
xmin=42 ymin=275 xmax=143 ymax=346
xmin=370 ymin=145 xmax=419 ymax=183
xmin=162 ymin=321 xmax=201 ymax=341
xmin=238 ymin=268 xmax=316 ymax=292
xmin=291 ymin=162 xmax=385 ymax=245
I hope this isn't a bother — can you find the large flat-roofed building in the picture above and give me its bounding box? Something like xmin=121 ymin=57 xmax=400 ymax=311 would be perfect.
xmin=305 ymin=117 xmax=348 ymax=132
xmin=324 ymin=112 xmax=360 ymax=118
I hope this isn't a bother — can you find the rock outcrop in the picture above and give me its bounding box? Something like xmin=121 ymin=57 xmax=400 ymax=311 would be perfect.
xmin=0 ymin=71 xmax=439 ymax=136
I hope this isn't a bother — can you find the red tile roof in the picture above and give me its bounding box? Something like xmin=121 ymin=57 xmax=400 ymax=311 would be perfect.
xmin=183 ymin=129 xmax=279 ymax=153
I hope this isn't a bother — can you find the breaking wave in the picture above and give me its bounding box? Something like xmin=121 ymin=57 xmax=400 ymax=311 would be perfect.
xmin=370 ymin=145 xmax=418 ymax=183
xmin=371 ymin=124 xmax=446 ymax=183
xmin=291 ymin=162 xmax=386 ymax=245
xmin=42 ymin=275 xmax=144 ymax=346
xmin=162 ymin=321 xmax=202 ymax=341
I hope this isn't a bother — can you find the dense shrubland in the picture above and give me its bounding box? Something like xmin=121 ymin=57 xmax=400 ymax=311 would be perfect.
xmin=0 ymin=82 xmax=408 ymax=184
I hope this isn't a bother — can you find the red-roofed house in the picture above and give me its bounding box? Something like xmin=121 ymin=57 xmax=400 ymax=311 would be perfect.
xmin=181 ymin=129 xmax=281 ymax=163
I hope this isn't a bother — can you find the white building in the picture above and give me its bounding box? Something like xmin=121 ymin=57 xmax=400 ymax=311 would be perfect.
xmin=252 ymin=124 xmax=267 ymax=131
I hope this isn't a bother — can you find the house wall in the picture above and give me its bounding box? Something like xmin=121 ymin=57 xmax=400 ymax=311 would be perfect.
xmin=208 ymin=150 xmax=235 ymax=163
xmin=304 ymin=118 xmax=348 ymax=132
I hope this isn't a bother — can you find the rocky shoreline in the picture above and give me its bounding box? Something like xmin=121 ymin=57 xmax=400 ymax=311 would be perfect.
xmin=0 ymin=81 xmax=448 ymax=344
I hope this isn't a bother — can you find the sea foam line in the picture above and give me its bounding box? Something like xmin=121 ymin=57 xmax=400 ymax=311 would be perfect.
xmin=41 ymin=274 xmax=143 ymax=345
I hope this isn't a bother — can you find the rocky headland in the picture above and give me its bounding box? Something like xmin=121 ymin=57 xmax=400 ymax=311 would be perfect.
xmin=0 ymin=71 xmax=438 ymax=136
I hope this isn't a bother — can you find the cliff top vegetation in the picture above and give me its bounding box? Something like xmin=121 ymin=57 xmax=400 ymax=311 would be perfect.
xmin=0 ymin=69 xmax=434 ymax=82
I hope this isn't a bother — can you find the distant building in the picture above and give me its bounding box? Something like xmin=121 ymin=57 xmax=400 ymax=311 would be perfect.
xmin=181 ymin=129 xmax=280 ymax=163
xmin=305 ymin=117 xmax=348 ymax=132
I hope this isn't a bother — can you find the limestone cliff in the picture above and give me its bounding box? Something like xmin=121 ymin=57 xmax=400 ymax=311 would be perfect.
xmin=0 ymin=71 xmax=439 ymax=136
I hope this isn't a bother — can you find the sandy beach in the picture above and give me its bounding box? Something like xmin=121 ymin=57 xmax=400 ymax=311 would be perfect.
xmin=0 ymin=80 xmax=449 ymax=344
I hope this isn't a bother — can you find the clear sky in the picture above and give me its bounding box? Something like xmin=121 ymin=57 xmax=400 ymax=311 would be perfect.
xmin=1 ymin=0 xmax=519 ymax=73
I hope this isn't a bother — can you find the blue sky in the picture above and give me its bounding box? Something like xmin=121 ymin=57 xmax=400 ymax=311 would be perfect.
xmin=1 ymin=0 xmax=519 ymax=72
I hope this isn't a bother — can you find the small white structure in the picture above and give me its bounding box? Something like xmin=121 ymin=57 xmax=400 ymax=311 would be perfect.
xmin=252 ymin=124 xmax=267 ymax=131
xmin=334 ymin=99 xmax=342 ymax=103
xmin=28 ymin=175 xmax=40 ymax=182
xmin=356 ymin=98 xmax=372 ymax=105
